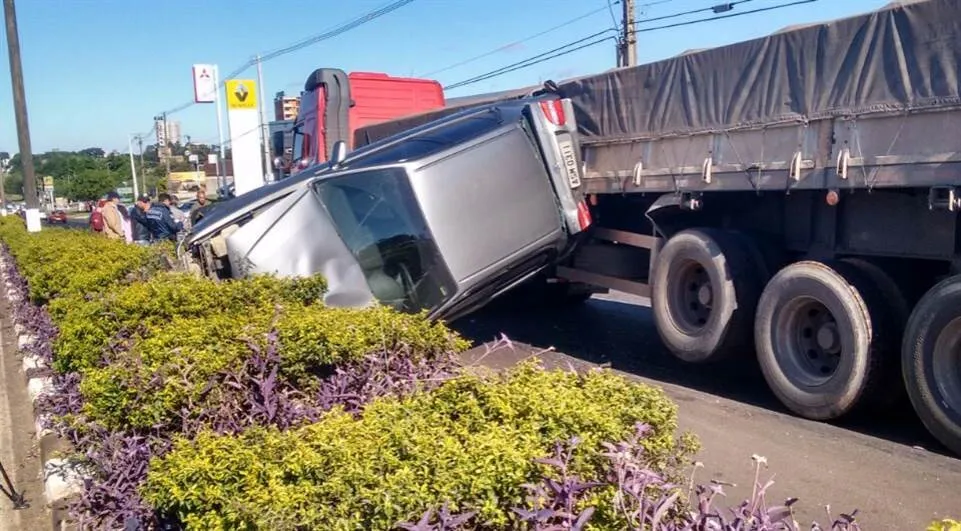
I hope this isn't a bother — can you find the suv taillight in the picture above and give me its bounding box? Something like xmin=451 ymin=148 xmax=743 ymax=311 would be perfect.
xmin=576 ymin=200 xmax=592 ymax=230
xmin=539 ymin=100 xmax=566 ymax=126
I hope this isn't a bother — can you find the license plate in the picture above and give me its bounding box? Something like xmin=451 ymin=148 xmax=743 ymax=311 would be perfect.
xmin=558 ymin=140 xmax=581 ymax=189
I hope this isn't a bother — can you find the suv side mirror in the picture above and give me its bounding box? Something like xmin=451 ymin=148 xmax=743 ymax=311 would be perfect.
xmin=330 ymin=140 xmax=348 ymax=168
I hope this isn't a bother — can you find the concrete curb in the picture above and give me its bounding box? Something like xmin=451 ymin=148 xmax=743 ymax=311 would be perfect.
xmin=1 ymin=257 xmax=87 ymax=529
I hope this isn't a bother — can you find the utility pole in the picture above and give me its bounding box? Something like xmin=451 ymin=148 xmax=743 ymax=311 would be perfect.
xmin=255 ymin=54 xmax=272 ymax=183
xmin=621 ymin=0 xmax=637 ymax=67
xmin=162 ymin=112 xmax=171 ymax=177
xmin=136 ymin=135 xmax=145 ymax=196
xmin=128 ymin=134 xmax=139 ymax=200
xmin=3 ymin=0 xmax=39 ymax=231
xmin=213 ymin=65 xmax=227 ymax=196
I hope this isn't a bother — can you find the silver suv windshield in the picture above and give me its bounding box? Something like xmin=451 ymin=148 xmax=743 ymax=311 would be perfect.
xmin=314 ymin=167 xmax=455 ymax=313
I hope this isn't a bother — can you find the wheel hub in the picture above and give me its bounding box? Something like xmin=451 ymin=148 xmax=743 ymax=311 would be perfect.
xmin=816 ymin=322 xmax=840 ymax=352
xmin=697 ymin=284 xmax=713 ymax=307
xmin=669 ymin=262 xmax=714 ymax=332
xmin=772 ymin=298 xmax=843 ymax=386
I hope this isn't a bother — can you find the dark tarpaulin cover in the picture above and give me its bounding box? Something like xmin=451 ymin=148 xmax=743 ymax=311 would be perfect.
xmin=558 ymin=0 xmax=961 ymax=147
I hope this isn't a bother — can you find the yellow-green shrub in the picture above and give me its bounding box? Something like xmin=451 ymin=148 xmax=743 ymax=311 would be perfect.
xmin=80 ymin=304 xmax=469 ymax=431
xmin=0 ymin=218 xmax=169 ymax=304
xmin=930 ymin=520 xmax=961 ymax=531
xmin=52 ymin=272 xmax=327 ymax=373
xmin=142 ymin=362 xmax=692 ymax=530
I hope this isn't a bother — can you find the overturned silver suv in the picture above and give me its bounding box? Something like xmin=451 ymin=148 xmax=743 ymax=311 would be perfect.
xmin=181 ymin=93 xmax=592 ymax=321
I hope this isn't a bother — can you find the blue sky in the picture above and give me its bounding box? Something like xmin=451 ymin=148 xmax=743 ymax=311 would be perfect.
xmin=0 ymin=0 xmax=888 ymax=153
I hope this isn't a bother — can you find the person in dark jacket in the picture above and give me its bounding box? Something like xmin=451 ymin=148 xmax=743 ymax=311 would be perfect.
xmin=130 ymin=195 xmax=153 ymax=245
xmin=145 ymin=193 xmax=182 ymax=242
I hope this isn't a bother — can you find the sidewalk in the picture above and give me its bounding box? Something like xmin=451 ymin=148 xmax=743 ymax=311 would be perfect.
xmin=0 ymin=296 xmax=51 ymax=530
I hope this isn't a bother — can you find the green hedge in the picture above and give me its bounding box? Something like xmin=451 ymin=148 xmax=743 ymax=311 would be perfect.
xmin=0 ymin=217 xmax=170 ymax=304
xmin=51 ymin=272 xmax=328 ymax=373
xmin=142 ymin=361 xmax=693 ymax=530
xmin=80 ymin=303 xmax=470 ymax=431
xmin=929 ymin=520 xmax=961 ymax=531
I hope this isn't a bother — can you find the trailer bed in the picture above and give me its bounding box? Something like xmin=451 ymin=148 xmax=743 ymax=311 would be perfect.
xmin=556 ymin=0 xmax=961 ymax=194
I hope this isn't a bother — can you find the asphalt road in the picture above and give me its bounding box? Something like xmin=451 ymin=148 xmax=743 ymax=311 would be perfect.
xmin=454 ymin=291 xmax=961 ymax=530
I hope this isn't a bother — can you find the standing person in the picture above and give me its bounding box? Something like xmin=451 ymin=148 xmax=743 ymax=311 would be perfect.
xmin=145 ymin=193 xmax=183 ymax=242
xmin=101 ymin=192 xmax=125 ymax=240
xmin=116 ymin=202 xmax=133 ymax=242
xmin=89 ymin=199 xmax=105 ymax=233
xmin=189 ymin=188 xmax=210 ymax=226
xmin=168 ymin=196 xmax=186 ymax=225
xmin=130 ymin=195 xmax=153 ymax=245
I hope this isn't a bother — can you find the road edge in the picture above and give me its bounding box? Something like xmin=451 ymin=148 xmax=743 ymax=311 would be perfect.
xmin=0 ymin=252 xmax=84 ymax=530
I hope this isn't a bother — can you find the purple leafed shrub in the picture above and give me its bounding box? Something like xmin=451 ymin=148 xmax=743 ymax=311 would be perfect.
xmin=402 ymin=423 xmax=862 ymax=531
xmin=180 ymin=327 xmax=462 ymax=437
xmin=69 ymin=429 xmax=170 ymax=530
xmin=65 ymin=333 xmax=463 ymax=529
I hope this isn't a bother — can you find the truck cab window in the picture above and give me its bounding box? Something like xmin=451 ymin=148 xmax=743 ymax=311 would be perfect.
xmin=292 ymin=126 xmax=306 ymax=163
xmin=314 ymin=168 xmax=455 ymax=313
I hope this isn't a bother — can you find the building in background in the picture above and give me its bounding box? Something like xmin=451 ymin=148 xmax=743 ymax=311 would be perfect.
xmin=154 ymin=118 xmax=182 ymax=147
xmin=274 ymin=91 xmax=300 ymax=121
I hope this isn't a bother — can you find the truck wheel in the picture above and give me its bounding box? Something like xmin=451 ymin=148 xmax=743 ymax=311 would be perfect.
xmin=902 ymin=276 xmax=961 ymax=455
xmin=754 ymin=261 xmax=895 ymax=420
xmin=840 ymin=257 xmax=910 ymax=329
xmin=651 ymin=228 xmax=763 ymax=363
xmin=839 ymin=257 xmax=909 ymax=406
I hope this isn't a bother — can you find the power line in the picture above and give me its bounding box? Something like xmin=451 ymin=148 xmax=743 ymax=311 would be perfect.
xmin=444 ymin=29 xmax=615 ymax=90
xmin=445 ymin=0 xmax=818 ymax=91
xmin=260 ymin=0 xmax=415 ymax=61
xmin=445 ymin=33 xmax=616 ymax=90
xmin=637 ymin=0 xmax=756 ymax=24
xmin=632 ymin=0 xmax=817 ymax=33
xmin=422 ymin=4 xmax=618 ymax=78
xmin=157 ymin=0 xmax=416 ymax=117
xmin=605 ymin=0 xmax=620 ymax=28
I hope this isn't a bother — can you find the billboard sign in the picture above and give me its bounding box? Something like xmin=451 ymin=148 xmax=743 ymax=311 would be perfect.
xmin=192 ymin=64 xmax=217 ymax=104
xmin=225 ymin=79 xmax=263 ymax=196
xmin=225 ymin=79 xmax=258 ymax=110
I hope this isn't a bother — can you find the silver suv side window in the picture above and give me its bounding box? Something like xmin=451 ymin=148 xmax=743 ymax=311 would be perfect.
xmin=314 ymin=168 xmax=456 ymax=313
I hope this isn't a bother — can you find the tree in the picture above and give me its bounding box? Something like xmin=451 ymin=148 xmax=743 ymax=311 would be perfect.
xmin=79 ymin=147 xmax=106 ymax=158
xmin=143 ymin=145 xmax=160 ymax=164
xmin=4 ymin=171 xmax=23 ymax=197
xmin=59 ymin=168 xmax=123 ymax=201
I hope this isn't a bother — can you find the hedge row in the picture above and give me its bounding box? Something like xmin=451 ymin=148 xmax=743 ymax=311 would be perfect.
xmin=0 ymin=220 xmax=170 ymax=304
xmin=0 ymin=217 xmax=699 ymax=529
xmin=143 ymin=363 xmax=692 ymax=529
xmin=80 ymin=303 xmax=471 ymax=432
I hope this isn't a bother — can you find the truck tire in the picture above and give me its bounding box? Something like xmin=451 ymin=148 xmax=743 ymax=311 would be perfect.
xmin=839 ymin=257 xmax=909 ymax=406
xmin=651 ymin=228 xmax=763 ymax=363
xmin=754 ymin=260 xmax=896 ymax=420
xmin=902 ymin=275 xmax=961 ymax=456
xmin=840 ymin=257 xmax=910 ymax=329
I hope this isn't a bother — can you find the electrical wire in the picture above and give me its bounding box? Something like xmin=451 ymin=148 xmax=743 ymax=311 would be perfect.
xmin=631 ymin=0 xmax=817 ymax=33
xmin=259 ymin=0 xmax=415 ymax=61
xmin=445 ymin=0 xmax=818 ymax=90
xmin=157 ymin=0 xmax=416 ymax=117
xmin=606 ymin=0 xmax=620 ymax=28
xmin=444 ymin=32 xmax=617 ymax=90
xmin=421 ymin=3 xmax=619 ymax=78
xmin=637 ymin=0 xmax=757 ymax=24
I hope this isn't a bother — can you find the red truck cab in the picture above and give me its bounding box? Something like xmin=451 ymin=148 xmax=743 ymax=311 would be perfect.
xmin=285 ymin=68 xmax=445 ymax=176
